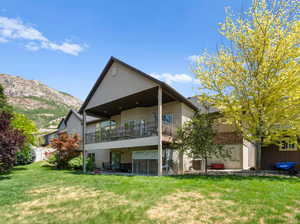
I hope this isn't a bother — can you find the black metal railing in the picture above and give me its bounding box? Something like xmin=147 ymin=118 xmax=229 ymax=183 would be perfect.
xmin=86 ymin=121 xmax=174 ymax=144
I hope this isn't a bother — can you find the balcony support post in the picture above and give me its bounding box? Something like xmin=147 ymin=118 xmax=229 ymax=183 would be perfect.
xmin=82 ymin=110 xmax=87 ymax=173
xmin=158 ymin=86 xmax=163 ymax=176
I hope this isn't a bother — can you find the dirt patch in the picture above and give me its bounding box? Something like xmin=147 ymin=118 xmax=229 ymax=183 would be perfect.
xmin=147 ymin=191 xmax=247 ymax=224
xmin=4 ymin=186 xmax=128 ymax=223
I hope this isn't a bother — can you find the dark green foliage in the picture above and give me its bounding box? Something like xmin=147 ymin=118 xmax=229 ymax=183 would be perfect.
xmin=14 ymin=96 xmax=70 ymax=129
xmin=15 ymin=145 xmax=35 ymax=165
xmin=0 ymin=84 xmax=12 ymax=112
xmin=86 ymin=154 xmax=95 ymax=171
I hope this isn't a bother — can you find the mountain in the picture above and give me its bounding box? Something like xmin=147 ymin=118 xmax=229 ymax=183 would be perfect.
xmin=0 ymin=74 xmax=82 ymax=132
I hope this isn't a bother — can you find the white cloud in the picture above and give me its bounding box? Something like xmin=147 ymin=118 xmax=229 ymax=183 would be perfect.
xmin=0 ymin=16 xmax=86 ymax=55
xmin=25 ymin=42 xmax=40 ymax=51
xmin=150 ymin=72 xmax=200 ymax=85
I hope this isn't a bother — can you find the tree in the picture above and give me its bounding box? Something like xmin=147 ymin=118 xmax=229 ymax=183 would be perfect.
xmin=193 ymin=0 xmax=300 ymax=168
xmin=173 ymin=113 xmax=230 ymax=173
xmin=51 ymin=133 xmax=80 ymax=169
xmin=0 ymin=84 xmax=12 ymax=112
xmin=11 ymin=113 xmax=38 ymax=146
xmin=0 ymin=112 xmax=25 ymax=173
xmin=11 ymin=113 xmax=38 ymax=165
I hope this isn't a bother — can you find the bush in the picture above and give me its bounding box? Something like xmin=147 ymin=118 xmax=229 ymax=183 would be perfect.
xmin=50 ymin=133 xmax=80 ymax=169
xmin=68 ymin=154 xmax=95 ymax=171
xmin=46 ymin=152 xmax=58 ymax=166
xmin=0 ymin=112 xmax=25 ymax=173
xmin=15 ymin=145 xmax=36 ymax=165
xmin=68 ymin=155 xmax=83 ymax=170
xmin=47 ymin=152 xmax=95 ymax=171
xmin=86 ymin=156 xmax=95 ymax=171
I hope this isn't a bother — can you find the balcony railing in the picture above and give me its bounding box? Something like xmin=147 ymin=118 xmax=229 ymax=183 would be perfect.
xmin=86 ymin=121 xmax=174 ymax=144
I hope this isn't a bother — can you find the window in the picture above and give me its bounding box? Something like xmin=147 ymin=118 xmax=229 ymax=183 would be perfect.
xmin=280 ymin=142 xmax=298 ymax=151
xmin=163 ymin=114 xmax=173 ymax=124
xmin=97 ymin=120 xmax=116 ymax=131
xmin=100 ymin=121 xmax=111 ymax=129
xmin=152 ymin=113 xmax=173 ymax=124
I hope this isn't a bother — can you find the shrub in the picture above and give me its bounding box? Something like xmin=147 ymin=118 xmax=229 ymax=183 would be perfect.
xmin=46 ymin=152 xmax=58 ymax=166
xmin=15 ymin=145 xmax=36 ymax=165
xmin=0 ymin=112 xmax=25 ymax=173
xmin=86 ymin=156 xmax=95 ymax=171
xmin=67 ymin=154 xmax=95 ymax=171
xmin=68 ymin=155 xmax=83 ymax=170
xmin=51 ymin=133 xmax=80 ymax=169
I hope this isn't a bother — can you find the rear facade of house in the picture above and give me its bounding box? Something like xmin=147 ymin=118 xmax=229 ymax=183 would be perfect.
xmin=46 ymin=57 xmax=300 ymax=173
xmin=73 ymin=57 xmax=255 ymax=175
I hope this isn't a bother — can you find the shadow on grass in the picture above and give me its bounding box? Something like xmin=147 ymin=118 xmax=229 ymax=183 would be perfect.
xmin=169 ymin=173 xmax=300 ymax=182
xmin=0 ymin=166 xmax=30 ymax=181
xmin=11 ymin=167 xmax=27 ymax=171
xmin=0 ymin=175 xmax=11 ymax=181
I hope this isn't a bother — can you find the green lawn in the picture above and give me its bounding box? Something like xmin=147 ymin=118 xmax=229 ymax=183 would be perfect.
xmin=1 ymin=163 xmax=300 ymax=224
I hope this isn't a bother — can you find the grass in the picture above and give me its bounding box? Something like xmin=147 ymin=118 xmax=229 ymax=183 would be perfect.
xmin=1 ymin=163 xmax=300 ymax=224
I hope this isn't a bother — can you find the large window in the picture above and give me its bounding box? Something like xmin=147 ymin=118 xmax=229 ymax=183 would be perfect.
xmin=153 ymin=112 xmax=174 ymax=124
xmin=163 ymin=114 xmax=173 ymax=124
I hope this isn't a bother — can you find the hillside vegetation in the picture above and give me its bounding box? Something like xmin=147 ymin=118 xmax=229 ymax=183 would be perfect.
xmin=0 ymin=74 xmax=82 ymax=131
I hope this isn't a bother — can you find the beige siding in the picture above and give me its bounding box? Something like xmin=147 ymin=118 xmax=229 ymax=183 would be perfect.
xmin=163 ymin=101 xmax=182 ymax=129
xmin=90 ymin=149 xmax=110 ymax=168
xmin=207 ymin=145 xmax=243 ymax=169
xmin=86 ymin=62 xmax=158 ymax=109
xmin=180 ymin=103 xmax=196 ymax=172
xmin=109 ymin=101 xmax=182 ymax=128
xmin=86 ymin=122 xmax=98 ymax=133
xmin=181 ymin=103 xmax=195 ymax=125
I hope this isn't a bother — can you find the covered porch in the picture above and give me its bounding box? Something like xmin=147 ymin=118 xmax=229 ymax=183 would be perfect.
xmin=89 ymin=145 xmax=181 ymax=176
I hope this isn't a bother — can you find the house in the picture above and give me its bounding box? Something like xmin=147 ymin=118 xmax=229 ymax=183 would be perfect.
xmin=41 ymin=130 xmax=58 ymax=146
xmin=261 ymin=143 xmax=300 ymax=170
xmin=57 ymin=109 xmax=100 ymax=137
xmin=77 ymin=57 xmax=256 ymax=175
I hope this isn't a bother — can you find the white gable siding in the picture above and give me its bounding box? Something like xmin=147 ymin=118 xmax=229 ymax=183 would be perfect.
xmin=86 ymin=62 xmax=158 ymax=109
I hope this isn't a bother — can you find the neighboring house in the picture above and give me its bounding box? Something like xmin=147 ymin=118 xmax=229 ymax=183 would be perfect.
xmin=42 ymin=130 xmax=58 ymax=146
xmin=77 ymin=57 xmax=255 ymax=175
xmin=262 ymin=143 xmax=300 ymax=170
xmin=57 ymin=109 xmax=100 ymax=136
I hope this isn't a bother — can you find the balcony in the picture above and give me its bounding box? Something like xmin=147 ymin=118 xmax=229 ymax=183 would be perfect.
xmin=85 ymin=121 xmax=174 ymax=144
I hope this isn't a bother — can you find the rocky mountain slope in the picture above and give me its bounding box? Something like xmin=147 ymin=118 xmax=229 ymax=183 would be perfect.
xmin=0 ymin=74 xmax=82 ymax=131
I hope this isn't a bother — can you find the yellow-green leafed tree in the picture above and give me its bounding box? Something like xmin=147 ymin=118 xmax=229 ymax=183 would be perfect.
xmin=193 ymin=0 xmax=300 ymax=168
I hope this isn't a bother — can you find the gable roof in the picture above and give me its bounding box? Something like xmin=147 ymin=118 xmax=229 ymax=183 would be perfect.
xmin=79 ymin=57 xmax=198 ymax=113
xmin=57 ymin=109 xmax=100 ymax=129
xmin=187 ymin=96 xmax=219 ymax=114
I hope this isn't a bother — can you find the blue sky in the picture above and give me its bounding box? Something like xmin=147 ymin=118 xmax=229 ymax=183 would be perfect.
xmin=0 ymin=0 xmax=250 ymax=101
